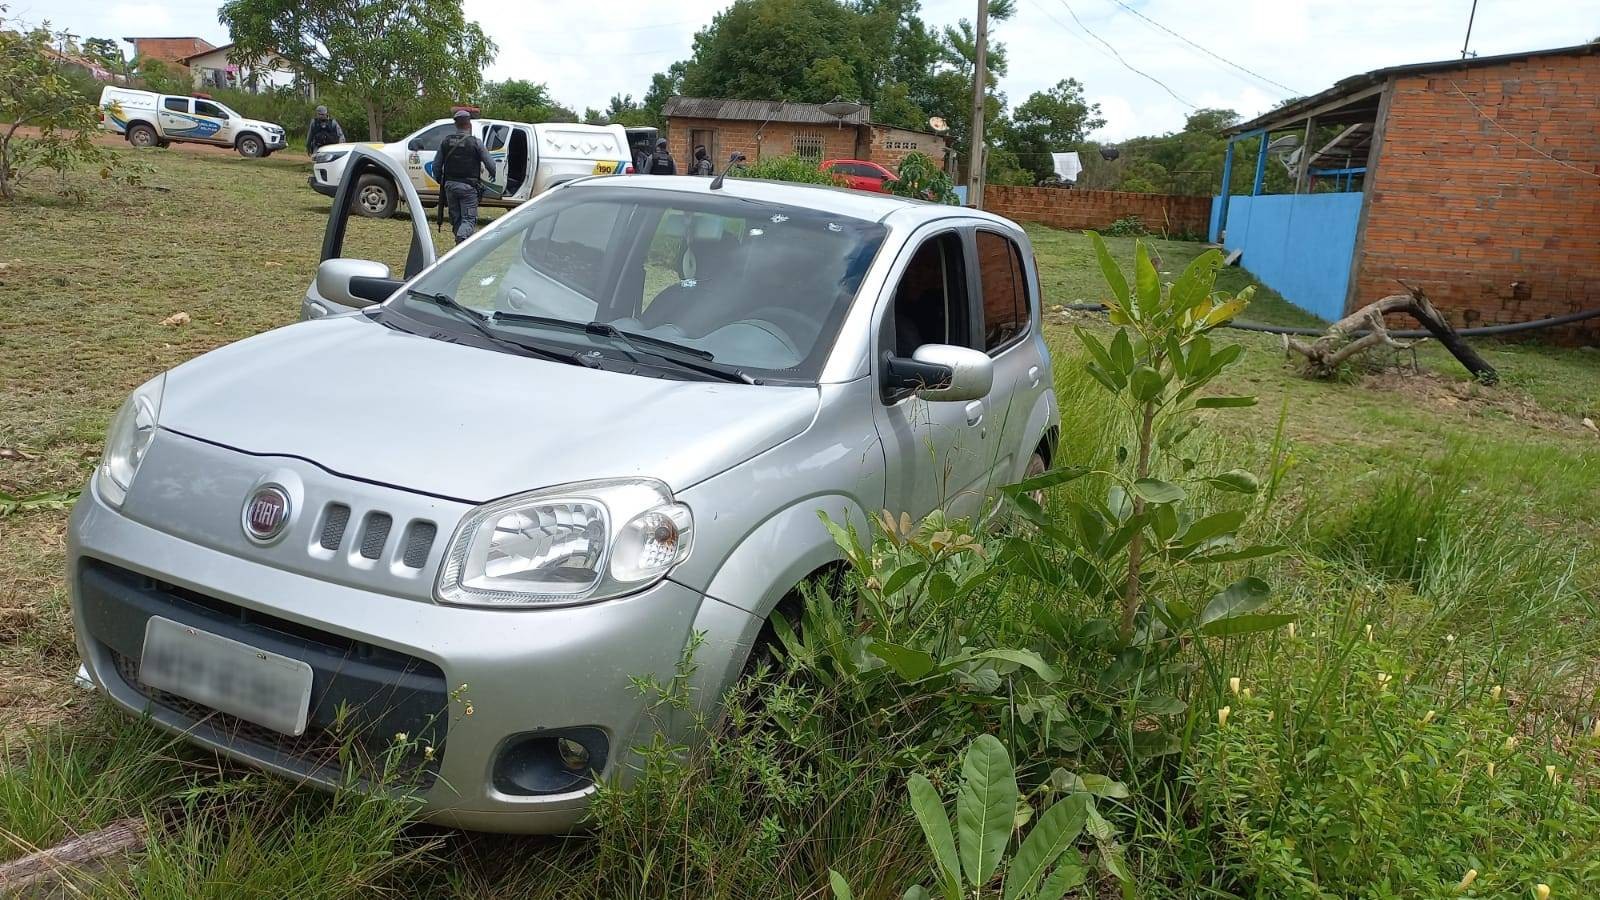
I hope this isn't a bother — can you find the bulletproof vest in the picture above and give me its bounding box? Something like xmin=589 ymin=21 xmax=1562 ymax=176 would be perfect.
xmin=438 ymin=132 xmax=480 ymax=181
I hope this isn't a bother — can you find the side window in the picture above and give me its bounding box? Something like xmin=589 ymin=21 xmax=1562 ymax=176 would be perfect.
xmin=411 ymin=123 xmax=455 ymax=152
xmin=976 ymin=230 xmax=1028 ymax=353
xmin=483 ymin=124 xmax=509 ymax=151
xmin=886 ymin=231 xmax=970 ymax=360
xmin=163 ymin=97 xmax=188 ymax=113
xmin=194 ymin=100 xmax=227 ymax=119
xmin=521 ymin=201 xmax=624 ymax=299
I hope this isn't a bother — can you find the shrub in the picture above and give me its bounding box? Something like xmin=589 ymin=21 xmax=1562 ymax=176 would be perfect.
xmin=1103 ymin=215 xmax=1147 ymax=237
xmin=734 ymin=154 xmax=844 ymax=186
xmin=887 ymin=151 xmax=958 ymax=204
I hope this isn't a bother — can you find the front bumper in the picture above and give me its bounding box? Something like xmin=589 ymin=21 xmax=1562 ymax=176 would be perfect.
xmin=69 ymin=451 xmax=708 ymax=832
xmin=265 ymin=133 xmax=287 ymax=149
xmin=308 ymin=175 xmax=336 ymax=197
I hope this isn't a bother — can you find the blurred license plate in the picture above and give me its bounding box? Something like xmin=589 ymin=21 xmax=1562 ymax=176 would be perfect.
xmin=139 ymin=616 xmax=313 ymax=736
xmin=592 ymin=160 xmax=620 ymax=174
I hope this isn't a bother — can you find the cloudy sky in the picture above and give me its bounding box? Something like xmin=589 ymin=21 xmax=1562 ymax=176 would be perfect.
xmin=23 ymin=0 xmax=1600 ymax=139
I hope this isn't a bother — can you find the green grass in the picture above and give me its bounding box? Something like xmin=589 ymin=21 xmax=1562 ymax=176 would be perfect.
xmin=3 ymin=146 xmax=1599 ymax=896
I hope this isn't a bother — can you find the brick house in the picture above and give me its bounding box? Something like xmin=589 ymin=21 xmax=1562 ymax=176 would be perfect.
xmin=1211 ymin=43 xmax=1599 ymax=339
xmin=661 ymin=97 xmax=950 ymax=173
xmin=122 ymin=36 xmax=215 ymax=67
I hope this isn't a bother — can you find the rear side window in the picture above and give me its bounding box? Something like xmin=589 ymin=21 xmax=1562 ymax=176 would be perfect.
xmin=483 ymin=124 xmax=509 ymax=151
xmin=194 ymin=100 xmax=226 ymax=119
xmin=163 ymin=97 xmax=188 ymax=113
xmin=976 ymin=230 xmax=1029 ymax=353
xmin=411 ymin=123 xmax=455 ymax=152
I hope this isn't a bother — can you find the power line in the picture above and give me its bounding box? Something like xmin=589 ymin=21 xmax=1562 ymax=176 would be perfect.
xmin=1053 ymin=0 xmax=1196 ymax=109
xmin=523 ymin=19 xmax=702 ymax=36
xmin=1098 ymin=0 xmax=1300 ymax=96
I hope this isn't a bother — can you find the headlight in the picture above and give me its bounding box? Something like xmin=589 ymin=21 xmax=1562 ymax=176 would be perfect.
xmin=98 ymin=374 xmax=166 ymax=508
xmin=312 ymin=150 xmax=347 ymax=164
xmin=436 ymin=478 xmax=693 ymax=608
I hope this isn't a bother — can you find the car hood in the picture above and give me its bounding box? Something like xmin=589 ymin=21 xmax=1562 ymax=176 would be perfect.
xmin=156 ymin=315 xmax=821 ymax=503
xmin=315 ymin=141 xmax=385 ymax=156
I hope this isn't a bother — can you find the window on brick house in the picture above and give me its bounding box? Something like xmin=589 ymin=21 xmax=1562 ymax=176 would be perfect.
xmin=793 ymin=130 xmax=824 ymax=163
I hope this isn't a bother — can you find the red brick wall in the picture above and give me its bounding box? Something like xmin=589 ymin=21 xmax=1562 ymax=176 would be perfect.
xmin=984 ymin=186 xmax=1212 ymax=236
xmin=1354 ymin=54 xmax=1600 ymax=339
xmin=665 ymin=117 xmax=859 ymax=169
xmin=869 ymin=125 xmax=948 ymax=171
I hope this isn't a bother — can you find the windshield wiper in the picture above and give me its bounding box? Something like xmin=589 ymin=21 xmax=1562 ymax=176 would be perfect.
xmin=405 ymin=290 xmax=592 ymax=368
xmin=584 ymin=322 xmax=760 ymax=385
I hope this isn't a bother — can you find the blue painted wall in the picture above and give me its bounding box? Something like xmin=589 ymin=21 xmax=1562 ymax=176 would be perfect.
xmin=1207 ymin=192 xmax=1364 ymax=322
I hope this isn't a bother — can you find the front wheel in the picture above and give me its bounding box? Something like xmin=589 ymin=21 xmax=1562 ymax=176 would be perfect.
xmin=237 ymin=134 xmax=265 ymax=158
xmin=126 ymin=123 xmax=158 ymax=148
xmin=354 ymin=173 xmax=397 ymax=218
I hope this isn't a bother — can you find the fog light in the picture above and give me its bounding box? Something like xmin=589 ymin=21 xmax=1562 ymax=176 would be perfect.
xmin=492 ymin=727 xmax=609 ymax=796
xmin=557 ymin=737 xmax=590 ymax=771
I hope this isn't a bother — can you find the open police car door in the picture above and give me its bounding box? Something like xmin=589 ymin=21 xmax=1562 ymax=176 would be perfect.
xmin=302 ymin=145 xmax=437 ymax=320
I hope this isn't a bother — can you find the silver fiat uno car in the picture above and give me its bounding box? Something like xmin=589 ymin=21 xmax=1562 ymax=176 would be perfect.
xmin=69 ymin=148 xmax=1058 ymax=832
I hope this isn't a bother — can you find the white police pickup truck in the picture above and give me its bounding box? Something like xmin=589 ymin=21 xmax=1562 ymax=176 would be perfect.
xmin=99 ymin=87 xmax=287 ymax=158
xmin=307 ymin=117 xmax=634 ymax=218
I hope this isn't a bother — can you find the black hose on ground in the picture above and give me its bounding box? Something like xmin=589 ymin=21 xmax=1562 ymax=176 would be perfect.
xmin=1061 ymin=303 xmax=1600 ymax=339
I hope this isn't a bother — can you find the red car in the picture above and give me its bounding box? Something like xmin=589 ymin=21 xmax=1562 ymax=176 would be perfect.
xmin=822 ymin=159 xmax=898 ymax=193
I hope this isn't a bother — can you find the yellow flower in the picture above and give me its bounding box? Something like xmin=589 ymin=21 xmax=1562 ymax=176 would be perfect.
xmin=1490 ymin=685 xmax=1503 ymax=702
xmin=1456 ymin=868 xmax=1478 ymax=890
xmin=1505 ymin=735 xmax=1518 ymax=751
xmin=1422 ymin=710 xmax=1436 ymax=725
xmin=423 ymin=744 xmax=435 ymax=761
xmin=1536 ymin=884 xmax=1550 ymax=900
xmin=1229 ymin=677 xmax=1241 ymax=695
xmin=1286 ymin=622 xmax=1296 ymax=640
xmin=1486 ymin=762 xmax=1496 ymax=779
xmin=1546 ymin=764 xmax=1559 ymax=783
xmin=393 ymin=731 xmax=408 ymax=743
xmin=1376 ymin=672 xmax=1392 ymax=691
xmin=1217 ymin=706 xmax=1231 ymax=728
xmin=1592 ymin=719 xmax=1600 ymax=739
xmin=1365 ymin=623 xmax=1374 ymax=642
xmin=464 ymin=703 xmax=475 ymax=717
xmin=1445 ymin=633 xmax=1456 ymax=644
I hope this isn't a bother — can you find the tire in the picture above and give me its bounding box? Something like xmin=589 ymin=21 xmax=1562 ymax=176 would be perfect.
xmin=1022 ymin=450 xmax=1048 ymax=506
xmin=354 ymin=173 xmax=397 ymax=218
xmin=236 ymin=134 xmax=265 ymax=158
xmin=126 ymin=123 xmax=158 ymax=148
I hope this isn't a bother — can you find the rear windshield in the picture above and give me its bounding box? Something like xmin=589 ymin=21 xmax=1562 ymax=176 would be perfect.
xmin=402 ymin=185 xmax=887 ymax=380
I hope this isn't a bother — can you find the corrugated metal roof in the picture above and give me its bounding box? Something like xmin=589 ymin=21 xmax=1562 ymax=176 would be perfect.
xmin=663 ymin=96 xmax=873 ymax=125
xmin=1231 ymin=42 xmax=1600 ymax=134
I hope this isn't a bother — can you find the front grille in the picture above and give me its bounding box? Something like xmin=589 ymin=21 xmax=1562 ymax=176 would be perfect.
xmin=319 ymin=504 xmax=350 ymax=551
xmin=81 ymin=560 xmax=449 ymax=787
xmin=359 ymin=513 xmax=392 ymax=560
xmin=110 ymin=647 xmax=441 ymax=786
xmin=402 ymin=522 xmax=437 ymax=569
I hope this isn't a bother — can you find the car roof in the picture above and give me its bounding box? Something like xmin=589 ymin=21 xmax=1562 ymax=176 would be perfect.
xmin=571 ymin=175 xmax=1019 ymax=231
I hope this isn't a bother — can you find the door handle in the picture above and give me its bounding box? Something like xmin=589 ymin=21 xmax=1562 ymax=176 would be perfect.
xmin=1027 ymin=366 xmax=1042 ymax=388
xmin=965 ymin=400 xmax=985 ymax=427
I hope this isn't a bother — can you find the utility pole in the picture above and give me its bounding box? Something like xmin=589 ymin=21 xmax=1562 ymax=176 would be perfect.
xmin=967 ymin=0 xmax=989 ymax=208
xmin=1459 ymin=0 xmax=1479 ymax=59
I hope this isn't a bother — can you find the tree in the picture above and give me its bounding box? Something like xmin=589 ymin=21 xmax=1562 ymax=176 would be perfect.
xmin=0 ymin=11 xmax=116 ymax=200
xmin=220 ymin=0 xmax=496 ymax=140
xmin=603 ymin=93 xmax=657 ymax=127
xmin=478 ymin=79 xmax=575 ymax=123
xmin=677 ymin=0 xmax=865 ymax=103
xmin=999 ymin=78 xmax=1104 ymax=183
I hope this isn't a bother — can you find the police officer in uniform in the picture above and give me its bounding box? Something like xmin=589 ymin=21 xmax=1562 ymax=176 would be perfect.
xmin=306 ymin=106 xmax=345 ymax=155
xmin=643 ymin=138 xmax=677 ymax=175
xmin=436 ymin=108 xmax=497 ymax=244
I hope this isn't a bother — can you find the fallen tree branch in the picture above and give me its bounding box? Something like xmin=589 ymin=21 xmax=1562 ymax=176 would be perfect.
xmin=0 ymin=818 xmax=147 ymax=893
xmin=1282 ymin=284 xmax=1498 ymax=384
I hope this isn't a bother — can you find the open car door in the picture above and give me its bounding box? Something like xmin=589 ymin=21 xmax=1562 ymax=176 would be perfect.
xmin=302 ymin=145 xmax=438 ymax=320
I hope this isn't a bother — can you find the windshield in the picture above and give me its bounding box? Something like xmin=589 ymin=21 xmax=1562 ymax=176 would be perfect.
xmin=398 ymin=185 xmax=887 ymax=380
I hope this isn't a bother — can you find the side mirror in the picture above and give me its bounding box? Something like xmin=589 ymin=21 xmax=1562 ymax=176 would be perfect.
xmin=407 ymin=138 xmax=424 ymax=151
xmin=315 ymin=258 xmax=396 ymax=309
xmin=884 ymin=344 xmax=993 ymax=402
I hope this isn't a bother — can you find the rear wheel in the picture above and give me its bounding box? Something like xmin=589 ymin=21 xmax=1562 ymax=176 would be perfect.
xmin=126 ymin=123 xmax=158 ymax=148
xmin=354 ymin=173 xmax=397 ymax=218
xmin=236 ymin=134 xmax=265 ymax=158
xmin=1023 ymin=449 xmax=1048 ymax=504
